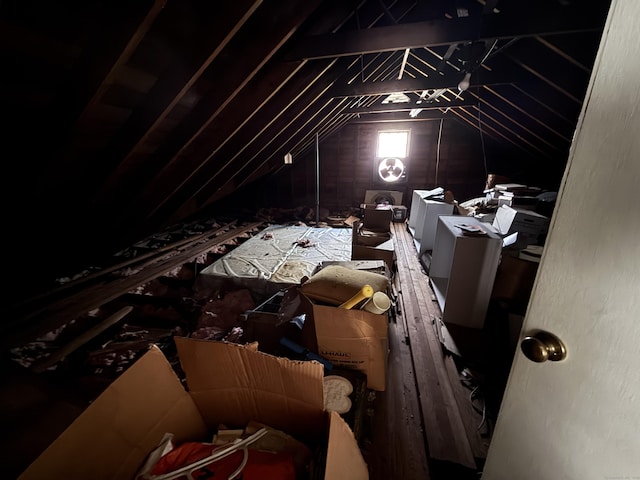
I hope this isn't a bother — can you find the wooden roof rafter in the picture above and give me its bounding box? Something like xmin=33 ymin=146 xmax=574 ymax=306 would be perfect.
xmin=284 ymin=3 xmax=607 ymax=61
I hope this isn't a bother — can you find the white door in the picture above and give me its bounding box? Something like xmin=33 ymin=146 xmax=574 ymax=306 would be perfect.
xmin=482 ymin=1 xmax=640 ymax=479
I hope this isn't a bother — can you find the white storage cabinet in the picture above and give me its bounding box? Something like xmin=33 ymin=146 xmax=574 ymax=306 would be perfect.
xmin=429 ymin=216 xmax=501 ymax=329
xmin=408 ymin=190 xmax=432 ymax=235
xmin=408 ymin=190 xmax=455 ymax=256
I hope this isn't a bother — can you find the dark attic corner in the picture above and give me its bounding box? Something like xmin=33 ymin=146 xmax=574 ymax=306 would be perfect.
xmin=0 ymin=0 xmax=618 ymax=479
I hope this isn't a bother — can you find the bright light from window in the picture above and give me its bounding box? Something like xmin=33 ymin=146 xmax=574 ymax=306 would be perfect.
xmin=377 ymin=130 xmax=409 ymax=158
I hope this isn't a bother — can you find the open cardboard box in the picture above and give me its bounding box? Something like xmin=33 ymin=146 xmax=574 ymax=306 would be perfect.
xmin=300 ymin=294 xmax=389 ymax=392
xmin=361 ymin=205 xmax=393 ymax=233
xmin=351 ymin=220 xmax=395 ymax=271
xmin=19 ymin=338 xmax=369 ymax=480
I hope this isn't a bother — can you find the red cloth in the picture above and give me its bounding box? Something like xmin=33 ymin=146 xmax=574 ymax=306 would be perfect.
xmin=150 ymin=441 xmax=295 ymax=479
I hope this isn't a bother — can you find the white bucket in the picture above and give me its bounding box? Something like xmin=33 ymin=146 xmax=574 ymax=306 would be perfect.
xmin=363 ymin=291 xmax=391 ymax=315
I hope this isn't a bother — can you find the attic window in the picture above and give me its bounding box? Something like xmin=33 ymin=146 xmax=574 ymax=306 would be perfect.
xmin=376 ymin=130 xmax=409 ymax=183
xmin=377 ymin=130 xmax=409 ymax=158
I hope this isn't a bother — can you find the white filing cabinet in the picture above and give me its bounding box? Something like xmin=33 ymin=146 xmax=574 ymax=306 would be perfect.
xmin=429 ymin=216 xmax=501 ymax=329
xmin=408 ymin=190 xmax=432 ymax=235
xmin=408 ymin=190 xmax=454 ymax=256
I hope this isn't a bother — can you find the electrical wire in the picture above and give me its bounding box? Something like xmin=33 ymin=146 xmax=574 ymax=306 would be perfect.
xmin=470 ymin=386 xmax=487 ymax=432
xmin=474 ymin=8 xmax=489 ymax=180
xmin=479 ymin=39 xmax=499 ymax=65
xmin=461 ymin=373 xmax=490 ymax=435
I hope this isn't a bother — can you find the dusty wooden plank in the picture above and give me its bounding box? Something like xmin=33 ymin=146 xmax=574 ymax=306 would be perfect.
xmin=29 ymin=306 xmax=134 ymax=373
xmin=392 ymin=221 xmax=476 ymax=469
xmin=367 ymin=317 xmax=431 ymax=480
xmin=2 ymin=222 xmax=263 ymax=349
xmin=10 ymin=222 xmax=236 ymax=314
xmin=395 ymin=222 xmax=490 ymax=461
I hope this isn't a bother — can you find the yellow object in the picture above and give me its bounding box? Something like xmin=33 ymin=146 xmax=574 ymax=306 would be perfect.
xmin=339 ymin=284 xmax=374 ymax=309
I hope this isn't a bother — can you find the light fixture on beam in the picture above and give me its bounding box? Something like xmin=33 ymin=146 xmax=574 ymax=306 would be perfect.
xmin=284 ymin=152 xmax=293 ymax=164
xmin=458 ymin=72 xmax=472 ymax=92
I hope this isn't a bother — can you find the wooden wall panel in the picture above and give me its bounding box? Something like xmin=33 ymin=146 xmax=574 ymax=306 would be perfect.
xmin=264 ymin=119 xmax=493 ymax=213
xmin=241 ymin=117 xmax=543 ymax=216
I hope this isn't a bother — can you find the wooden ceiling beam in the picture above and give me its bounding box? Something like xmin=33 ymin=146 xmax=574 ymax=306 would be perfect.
xmin=458 ymin=106 xmax=553 ymax=159
xmin=467 ymin=91 xmax=564 ymax=153
xmin=72 ymin=0 xmax=167 ymax=130
xmin=260 ymin=113 xmax=354 ymax=185
xmin=207 ymin=99 xmax=353 ymax=205
xmin=90 ymin=0 xmax=263 ymax=208
xmin=284 ymin=5 xmax=607 ymax=61
xmin=489 ymin=54 xmax=582 ymax=123
xmin=448 ymin=107 xmax=527 ymax=156
xmin=482 ymin=85 xmax=571 ymax=143
xmin=231 ymin=97 xmax=352 ymax=191
xmin=154 ymin=62 xmax=351 ymax=222
xmin=188 ymin=64 xmax=362 ymax=210
xmin=140 ymin=59 xmax=333 ymax=223
xmin=347 ymin=110 xmax=449 ymax=123
xmin=119 ymin=1 xmax=325 ymax=229
xmin=342 ymin=98 xmax=474 ymax=114
xmin=29 ymin=1 xmax=166 ymax=202
xmin=329 ymin=68 xmax=511 ymax=97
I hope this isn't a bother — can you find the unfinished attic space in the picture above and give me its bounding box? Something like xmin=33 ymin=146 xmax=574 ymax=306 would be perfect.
xmin=0 ymin=0 xmax=617 ymax=479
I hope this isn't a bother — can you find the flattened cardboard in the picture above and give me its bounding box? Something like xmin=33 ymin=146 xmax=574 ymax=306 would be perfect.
xmin=363 ymin=190 xmax=403 ymax=205
xmin=352 ymin=243 xmax=395 ymax=272
xmin=309 ymin=303 xmax=389 ymax=391
xmin=325 ymin=411 xmax=369 ymax=480
xmin=174 ymin=336 xmax=325 ymax=440
xmin=353 ymin=231 xmax=391 ymax=248
xmin=20 ymin=340 xmax=368 ymax=479
xmin=19 ymin=346 xmax=207 ymax=480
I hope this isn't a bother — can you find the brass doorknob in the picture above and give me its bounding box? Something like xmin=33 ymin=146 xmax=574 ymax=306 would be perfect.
xmin=520 ymin=331 xmax=567 ymax=363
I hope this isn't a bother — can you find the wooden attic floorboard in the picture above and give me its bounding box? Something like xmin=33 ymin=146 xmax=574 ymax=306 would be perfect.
xmin=0 ymin=221 xmax=263 ymax=350
xmin=364 ymin=221 xmax=489 ymax=479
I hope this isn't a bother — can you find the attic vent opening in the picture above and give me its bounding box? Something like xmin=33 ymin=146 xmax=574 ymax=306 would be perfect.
xmin=376 ymin=130 xmax=409 ymax=183
xmin=378 ymin=157 xmax=406 ymax=183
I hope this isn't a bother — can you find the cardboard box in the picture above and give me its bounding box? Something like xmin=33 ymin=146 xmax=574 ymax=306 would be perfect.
xmin=351 ymin=220 xmax=395 ymax=271
xmin=351 ymin=243 xmax=394 ymax=272
xmin=491 ymin=253 xmax=539 ymax=314
xmin=19 ymin=338 xmax=369 ymax=480
xmin=301 ymin=296 xmax=389 ymax=392
xmin=361 ymin=205 xmax=392 ymax=232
